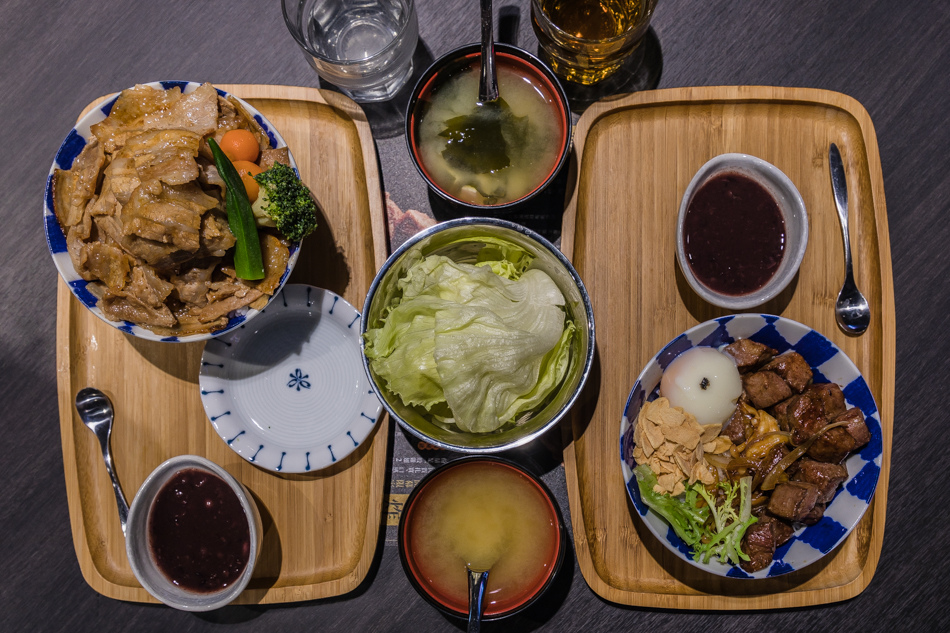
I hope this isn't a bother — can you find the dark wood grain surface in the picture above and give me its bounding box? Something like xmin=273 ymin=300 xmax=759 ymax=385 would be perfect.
xmin=1 ymin=0 xmax=947 ymax=630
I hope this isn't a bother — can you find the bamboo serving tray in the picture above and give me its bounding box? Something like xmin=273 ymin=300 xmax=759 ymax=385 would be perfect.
xmin=56 ymin=84 xmax=390 ymax=604
xmin=560 ymin=86 xmax=895 ymax=609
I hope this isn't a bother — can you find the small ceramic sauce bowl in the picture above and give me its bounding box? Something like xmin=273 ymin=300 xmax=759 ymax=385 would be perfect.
xmin=126 ymin=455 xmax=262 ymax=611
xmin=676 ymin=153 xmax=808 ymax=310
xmin=398 ymin=456 xmax=565 ymax=620
xmin=406 ymin=43 xmax=571 ymax=212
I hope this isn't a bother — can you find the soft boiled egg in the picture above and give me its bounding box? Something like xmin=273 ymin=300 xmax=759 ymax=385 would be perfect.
xmin=660 ymin=347 xmax=741 ymax=426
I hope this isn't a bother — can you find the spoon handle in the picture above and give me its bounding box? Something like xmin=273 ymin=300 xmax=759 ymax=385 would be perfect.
xmin=467 ymin=568 xmax=489 ymax=633
xmin=96 ymin=433 xmax=130 ymax=536
xmin=829 ymin=143 xmax=854 ymax=280
xmin=479 ymin=0 xmax=498 ymax=102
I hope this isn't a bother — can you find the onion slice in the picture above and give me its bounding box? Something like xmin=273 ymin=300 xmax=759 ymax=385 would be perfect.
xmin=760 ymin=419 xmax=851 ymax=491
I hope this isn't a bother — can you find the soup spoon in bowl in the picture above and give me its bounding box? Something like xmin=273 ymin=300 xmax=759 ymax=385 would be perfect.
xmin=478 ymin=0 xmax=498 ymax=103
xmin=467 ymin=567 xmax=490 ymax=633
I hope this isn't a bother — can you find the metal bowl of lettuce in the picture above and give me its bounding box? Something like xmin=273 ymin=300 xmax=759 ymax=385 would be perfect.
xmin=361 ymin=217 xmax=594 ymax=453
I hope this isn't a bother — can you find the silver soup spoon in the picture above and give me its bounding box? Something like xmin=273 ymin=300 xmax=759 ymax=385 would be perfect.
xmin=829 ymin=143 xmax=871 ymax=335
xmin=478 ymin=0 xmax=498 ymax=103
xmin=75 ymin=388 xmax=129 ymax=536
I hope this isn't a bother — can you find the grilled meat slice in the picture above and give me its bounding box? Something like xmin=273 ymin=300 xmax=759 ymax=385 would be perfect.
xmin=758 ymin=513 xmax=794 ymax=547
xmin=53 ymin=139 xmax=105 ymax=228
xmin=740 ymin=522 xmax=777 ymax=573
xmin=800 ymin=502 xmax=826 ymax=525
xmin=721 ymin=399 xmax=756 ymax=443
xmin=260 ymin=147 xmax=291 ymax=170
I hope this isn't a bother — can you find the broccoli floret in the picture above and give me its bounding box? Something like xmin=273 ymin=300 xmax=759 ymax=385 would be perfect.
xmin=251 ymin=162 xmax=318 ymax=241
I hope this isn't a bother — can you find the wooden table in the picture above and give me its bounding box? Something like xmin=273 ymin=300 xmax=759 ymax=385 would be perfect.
xmin=2 ymin=0 xmax=945 ymax=630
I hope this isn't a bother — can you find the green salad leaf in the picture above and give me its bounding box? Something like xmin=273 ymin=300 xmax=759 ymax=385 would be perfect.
xmin=363 ymin=243 xmax=574 ymax=433
xmin=634 ymin=464 xmax=709 ymax=547
xmin=634 ymin=464 xmax=758 ymax=567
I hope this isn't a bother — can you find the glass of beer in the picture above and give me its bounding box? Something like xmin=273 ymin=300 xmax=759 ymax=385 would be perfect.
xmin=531 ymin=0 xmax=658 ymax=85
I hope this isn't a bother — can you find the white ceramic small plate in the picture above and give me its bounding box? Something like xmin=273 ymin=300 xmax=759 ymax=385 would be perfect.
xmin=200 ymin=284 xmax=383 ymax=473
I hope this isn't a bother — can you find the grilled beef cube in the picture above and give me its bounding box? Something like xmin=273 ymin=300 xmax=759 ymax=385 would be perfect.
xmin=762 ymin=444 xmax=789 ymax=477
xmin=772 ymin=392 xmax=827 ymax=445
xmin=761 ymin=514 xmax=795 ymax=547
xmin=804 ymin=383 xmax=846 ymax=419
xmin=740 ymin=522 xmax=776 ymax=573
xmin=793 ymin=459 xmax=848 ymax=503
xmin=800 ymin=502 xmax=826 ymax=525
xmin=807 ymin=408 xmax=871 ymax=463
xmin=743 ymin=371 xmax=793 ymax=408
xmin=750 ymin=506 xmax=796 ymax=547
xmin=724 ymin=339 xmax=776 ymax=372
xmin=722 ymin=402 xmax=756 ymax=443
xmin=761 ymin=352 xmax=813 ymax=393
xmin=767 ymin=481 xmax=821 ymax=522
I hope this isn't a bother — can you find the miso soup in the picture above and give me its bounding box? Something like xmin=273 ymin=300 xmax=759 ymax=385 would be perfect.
xmin=413 ymin=55 xmax=566 ymax=206
xmin=401 ymin=459 xmax=561 ymax=617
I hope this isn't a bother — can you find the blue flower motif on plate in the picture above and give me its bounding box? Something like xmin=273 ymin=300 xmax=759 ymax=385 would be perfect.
xmin=288 ymin=368 xmax=311 ymax=391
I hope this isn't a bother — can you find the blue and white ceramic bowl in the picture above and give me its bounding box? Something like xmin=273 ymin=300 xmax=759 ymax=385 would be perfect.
xmin=44 ymin=80 xmax=301 ymax=343
xmin=620 ymin=314 xmax=882 ymax=579
xmin=199 ymin=285 xmax=383 ymax=473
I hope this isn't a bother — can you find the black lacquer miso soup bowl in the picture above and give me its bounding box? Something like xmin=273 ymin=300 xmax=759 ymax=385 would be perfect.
xmin=406 ymin=43 xmax=571 ymax=212
xmin=398 ymin=456 xmax=566 ymax=620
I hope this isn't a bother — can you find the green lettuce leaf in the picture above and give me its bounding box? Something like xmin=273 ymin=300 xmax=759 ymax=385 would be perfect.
xmin=363 ymin=248 xmax=573 ymax=433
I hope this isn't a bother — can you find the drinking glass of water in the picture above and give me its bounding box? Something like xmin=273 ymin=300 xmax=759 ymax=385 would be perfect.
xmin=282 ymin=0 xmax=419 ymax=102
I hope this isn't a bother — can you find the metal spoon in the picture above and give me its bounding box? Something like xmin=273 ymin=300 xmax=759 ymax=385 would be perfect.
xmin=829 ymin=143 xmax=871 ymax=336
xmin=75 ymin=388 xmax=129 ymax=536
xmin=467 ymin=567 xmax=489 ymax=633
xmin=478 ymin=0 xmax=498 ymax=103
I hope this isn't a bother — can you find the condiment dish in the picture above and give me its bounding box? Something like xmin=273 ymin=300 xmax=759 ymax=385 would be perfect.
xmin=126 ymin=455 xmax=262 ymax=610
xmin=676 ymin=153 xmax=808 ymax=310
xmin=361 ymin=217 xmax=594 ymax=453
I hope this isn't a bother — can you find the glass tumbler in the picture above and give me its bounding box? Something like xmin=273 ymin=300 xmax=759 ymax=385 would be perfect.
xmin=531 ymin=0 xmax=658 ymax=85
xmin=282 ymin=0 xmax=419 ymax=102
